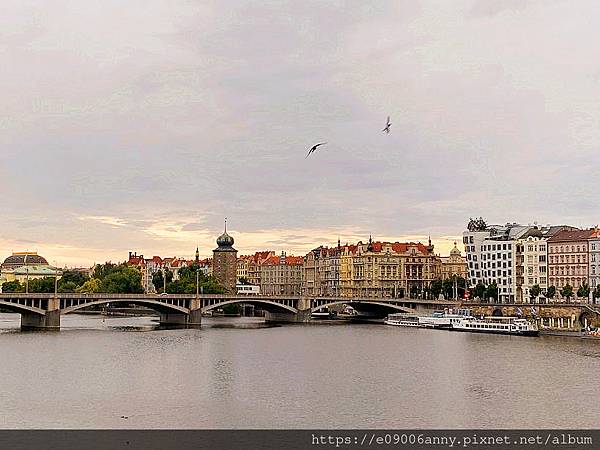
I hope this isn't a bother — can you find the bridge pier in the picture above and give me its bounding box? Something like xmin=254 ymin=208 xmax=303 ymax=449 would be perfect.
xmin=159 ymin=310 xmax=202 ymax=328
xmin=264 ymin=310 xmax=311 ymax=323
xmin=21 ymin=310 xmax=60 ymax=331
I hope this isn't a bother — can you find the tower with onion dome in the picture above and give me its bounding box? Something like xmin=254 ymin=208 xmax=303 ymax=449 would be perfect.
xmin=212 ymin=218 xmax=238 ymax=293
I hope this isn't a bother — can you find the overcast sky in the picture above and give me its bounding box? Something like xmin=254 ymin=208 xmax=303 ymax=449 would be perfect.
xmin=2 ymin=0 xmax=600 ymax=266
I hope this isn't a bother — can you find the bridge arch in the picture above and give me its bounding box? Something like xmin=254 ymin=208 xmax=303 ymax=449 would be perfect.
xmin=311 ymin=300 xmax=416 ymax=314
xmin=0 ymin=300 xmax=46 ymax=316
xmin=201 ymin=299 xmax=298 ymax=315
xmin=61 ymin=299 xmax=189 ymax=315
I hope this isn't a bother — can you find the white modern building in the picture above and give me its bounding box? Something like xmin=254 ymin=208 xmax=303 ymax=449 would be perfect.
xmin=463 ymin=223 xmax=532 ymax=303
xmin=589 ymin=236 xmax=600 ymax=299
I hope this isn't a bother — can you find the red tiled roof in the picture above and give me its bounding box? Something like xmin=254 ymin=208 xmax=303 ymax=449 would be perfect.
xmin=127 ymin=257 xmax=145 ymax=266
xmin=263 ymin=255 xmax=303 ymax=266
xmin=548 ymin=229 xmax=599 ymax=243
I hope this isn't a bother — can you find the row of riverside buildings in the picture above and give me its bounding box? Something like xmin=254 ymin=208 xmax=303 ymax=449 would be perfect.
xmin=126 ymin=225 xmax=468 ymax=299
xmin=463 ymin=220 xmax=600 ymax=303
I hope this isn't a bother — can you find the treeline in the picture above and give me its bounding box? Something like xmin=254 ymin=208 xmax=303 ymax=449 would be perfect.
xmin=469 ymin=281 xmax=600 ymax=302
xmin=429 ymin=275 xmax=467 ymax=299
xmin=1 ymin=262 xmax=225 ymax=295
xmin=1 ymin=263 xmax=143 ymax=293
xmin=151 ymin=265 xmax=224 ymax=294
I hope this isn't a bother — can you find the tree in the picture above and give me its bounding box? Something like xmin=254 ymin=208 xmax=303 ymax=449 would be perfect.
xmin=28 ymin=277 xmax=56 ymax=293
xmin=467 ymin=217 xmax=488 ymax=232
xmin=238 ymin=277 xmax=251 ymax=286
xmin=409 ymin=285 xmax=419 ymax=298
xmin=59 ymin=270 xmax=89 ymax=288
xmin=93 ymin=263 xmax=117 ymax=280
xmin=546 ymin=285 xmax=556 ymax=302
xmin=152 ymin=269 xmax=173 ymax=293
xmin=1 ymin=280 xmax=24 ymax=293
xmin=58 ymin=281 xmax=78 ymax=293
xmin=442 ymin=275 xmax=466 ymax=299
xmin=577 ymin=282 xmax=590 ymax=300
xmin=76 ymin=278 xmax=102 ymax=293
xmin=485 ymin=282 xmax=498 ymax=302
xmin=560 ymin=284 xmax=574 ymax=302
xmin=474 ymin=282 xmax=486 ymax=300
xmin=529 ymin=284 xmax=541 ymax=303
xmin=167 ymin=265 xmax=225 ymax=294
xmin=593 ymin=285 xmax=600 ymax=303
xmin=100 ymin=265 xmax=143 ymax=294
xmin=430 ymin=279 xmax=443 ymax=298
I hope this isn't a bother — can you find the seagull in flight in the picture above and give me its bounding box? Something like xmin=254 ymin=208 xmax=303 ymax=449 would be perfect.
xmin=305 ymin=142 xmax=327 ymax=158
xmin=382 ymin=116 xmax=391 ymax=134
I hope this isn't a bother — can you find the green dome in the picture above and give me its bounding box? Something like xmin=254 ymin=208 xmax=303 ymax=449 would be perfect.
xmin=217 ymin=231 xmax=234 ymax=248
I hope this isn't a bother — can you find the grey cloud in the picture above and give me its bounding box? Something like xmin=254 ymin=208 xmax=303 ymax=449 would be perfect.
xmin=3 ymin=0 xmax=600 ymax=265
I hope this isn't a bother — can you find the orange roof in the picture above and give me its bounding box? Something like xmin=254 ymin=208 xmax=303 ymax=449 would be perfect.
xmin=548 ymin=228 xmax=599 ymax=243
xmin=263 ymin=255 xmax=303 ymax=266
xmin=127 ymin=257 xmax=145 ymax=266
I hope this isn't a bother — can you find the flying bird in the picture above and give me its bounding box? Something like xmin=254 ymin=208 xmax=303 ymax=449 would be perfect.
xmin=382 ymin=116 xmax=391 ymax=134
xmin=305 ymin=142 xmax=326 ymax=158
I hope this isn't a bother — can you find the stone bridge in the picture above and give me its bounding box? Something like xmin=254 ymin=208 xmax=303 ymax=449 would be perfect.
xmin=0 ymin=293 xmax=459 ymax=330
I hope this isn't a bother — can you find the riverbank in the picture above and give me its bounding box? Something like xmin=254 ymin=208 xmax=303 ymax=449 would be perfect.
xmin=540 ymin=329 xmax=600 ymax=340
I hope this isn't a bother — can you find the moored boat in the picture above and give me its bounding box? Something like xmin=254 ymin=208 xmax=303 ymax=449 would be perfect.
xmin=384 ymin=313 xmax=421 ymax=327
xmin=418 ymin=308 xmax=473 ymax=329
xmin=451 ymin=316 xmax=539 ymax=336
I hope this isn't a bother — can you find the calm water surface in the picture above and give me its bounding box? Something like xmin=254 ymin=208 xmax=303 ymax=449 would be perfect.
xmin=0 ymin=313 xmax=599 ymax=428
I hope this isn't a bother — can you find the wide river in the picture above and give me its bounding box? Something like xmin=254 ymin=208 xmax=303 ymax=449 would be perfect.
xmin=0 ymin=313 xmax=599 ymax=429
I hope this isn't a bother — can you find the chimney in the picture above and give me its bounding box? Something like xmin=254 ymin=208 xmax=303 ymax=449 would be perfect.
xmin=129 ymin=251 xmax=132 ymax=259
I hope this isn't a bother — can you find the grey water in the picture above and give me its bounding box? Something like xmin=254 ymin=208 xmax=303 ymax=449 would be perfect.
xmin=0 ymin=313 xmax=599 ymax=428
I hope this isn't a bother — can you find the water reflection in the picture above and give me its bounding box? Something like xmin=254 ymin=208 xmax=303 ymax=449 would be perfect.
xmin=0 ymin=313 xmax=599 ymax=428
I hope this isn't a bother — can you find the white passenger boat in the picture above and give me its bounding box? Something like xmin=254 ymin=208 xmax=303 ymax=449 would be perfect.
xmin=384 ymin=313 xmax=421 ymax=327
xmin=418 ymin=308 xmax=473 ymax=329
xmin=451 ymin=316 xmax=539 ymax=336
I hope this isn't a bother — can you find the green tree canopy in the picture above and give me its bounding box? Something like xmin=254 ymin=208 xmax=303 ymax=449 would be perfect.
xmin=76 ymin=278 xmax=102 ymax=293
xmin=577 ymin=282 xmax=590 ymax=299
xmin=546 ymin=285 xmax=556 ymax=299
xmin=100 ymin=265 xmax=143 ymax=294
xmin=430 ymin=279 xmax=443 ymax=298
xmin=442 ymin=276 xmax=466 ymax=299
xmin=27 ymin=277 xmax=56 ymax=293
xmin=58 ymin=281 xmax=78 ymax=293
xmin=93 ymin=263 xmax=117 ymax=280
xmin=1 ymin=280 xmax=24 ymax=293
xmin=238 ymin=277 xmax=251 ymax=286
xmin=152 ymin=269 xmax=173 ymax=293
xmin=485 ymin=282 xmax=498 ymax=302
xmin=409 ymin=285 xmax=419 ymax=297
xmin=560 ymin=284 xmax=574 ymax=301
xmin=474 ymin=282 xmax=486 ymax=299
xmin=165 ymin=266 xmax=225 ymax=294
xmin=529 ymin=284 xmax=541 ymax=303
xmin=59 ymin=270 xmax=89 ymax=288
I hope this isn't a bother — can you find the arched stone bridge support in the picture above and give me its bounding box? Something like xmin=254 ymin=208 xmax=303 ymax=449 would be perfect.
xmin=160 ymin=298 xmax=202 ymax=328
xmin=0 ymin=297 xmax=61 ymax=331
xmin=21 ymin=310 xmax=61 ymax=331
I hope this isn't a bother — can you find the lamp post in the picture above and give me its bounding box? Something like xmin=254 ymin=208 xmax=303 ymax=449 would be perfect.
xmin=24 ymin=253 xmax=29 ymax=294
xmin=54 ymin=261 xmax=58 ymax=300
